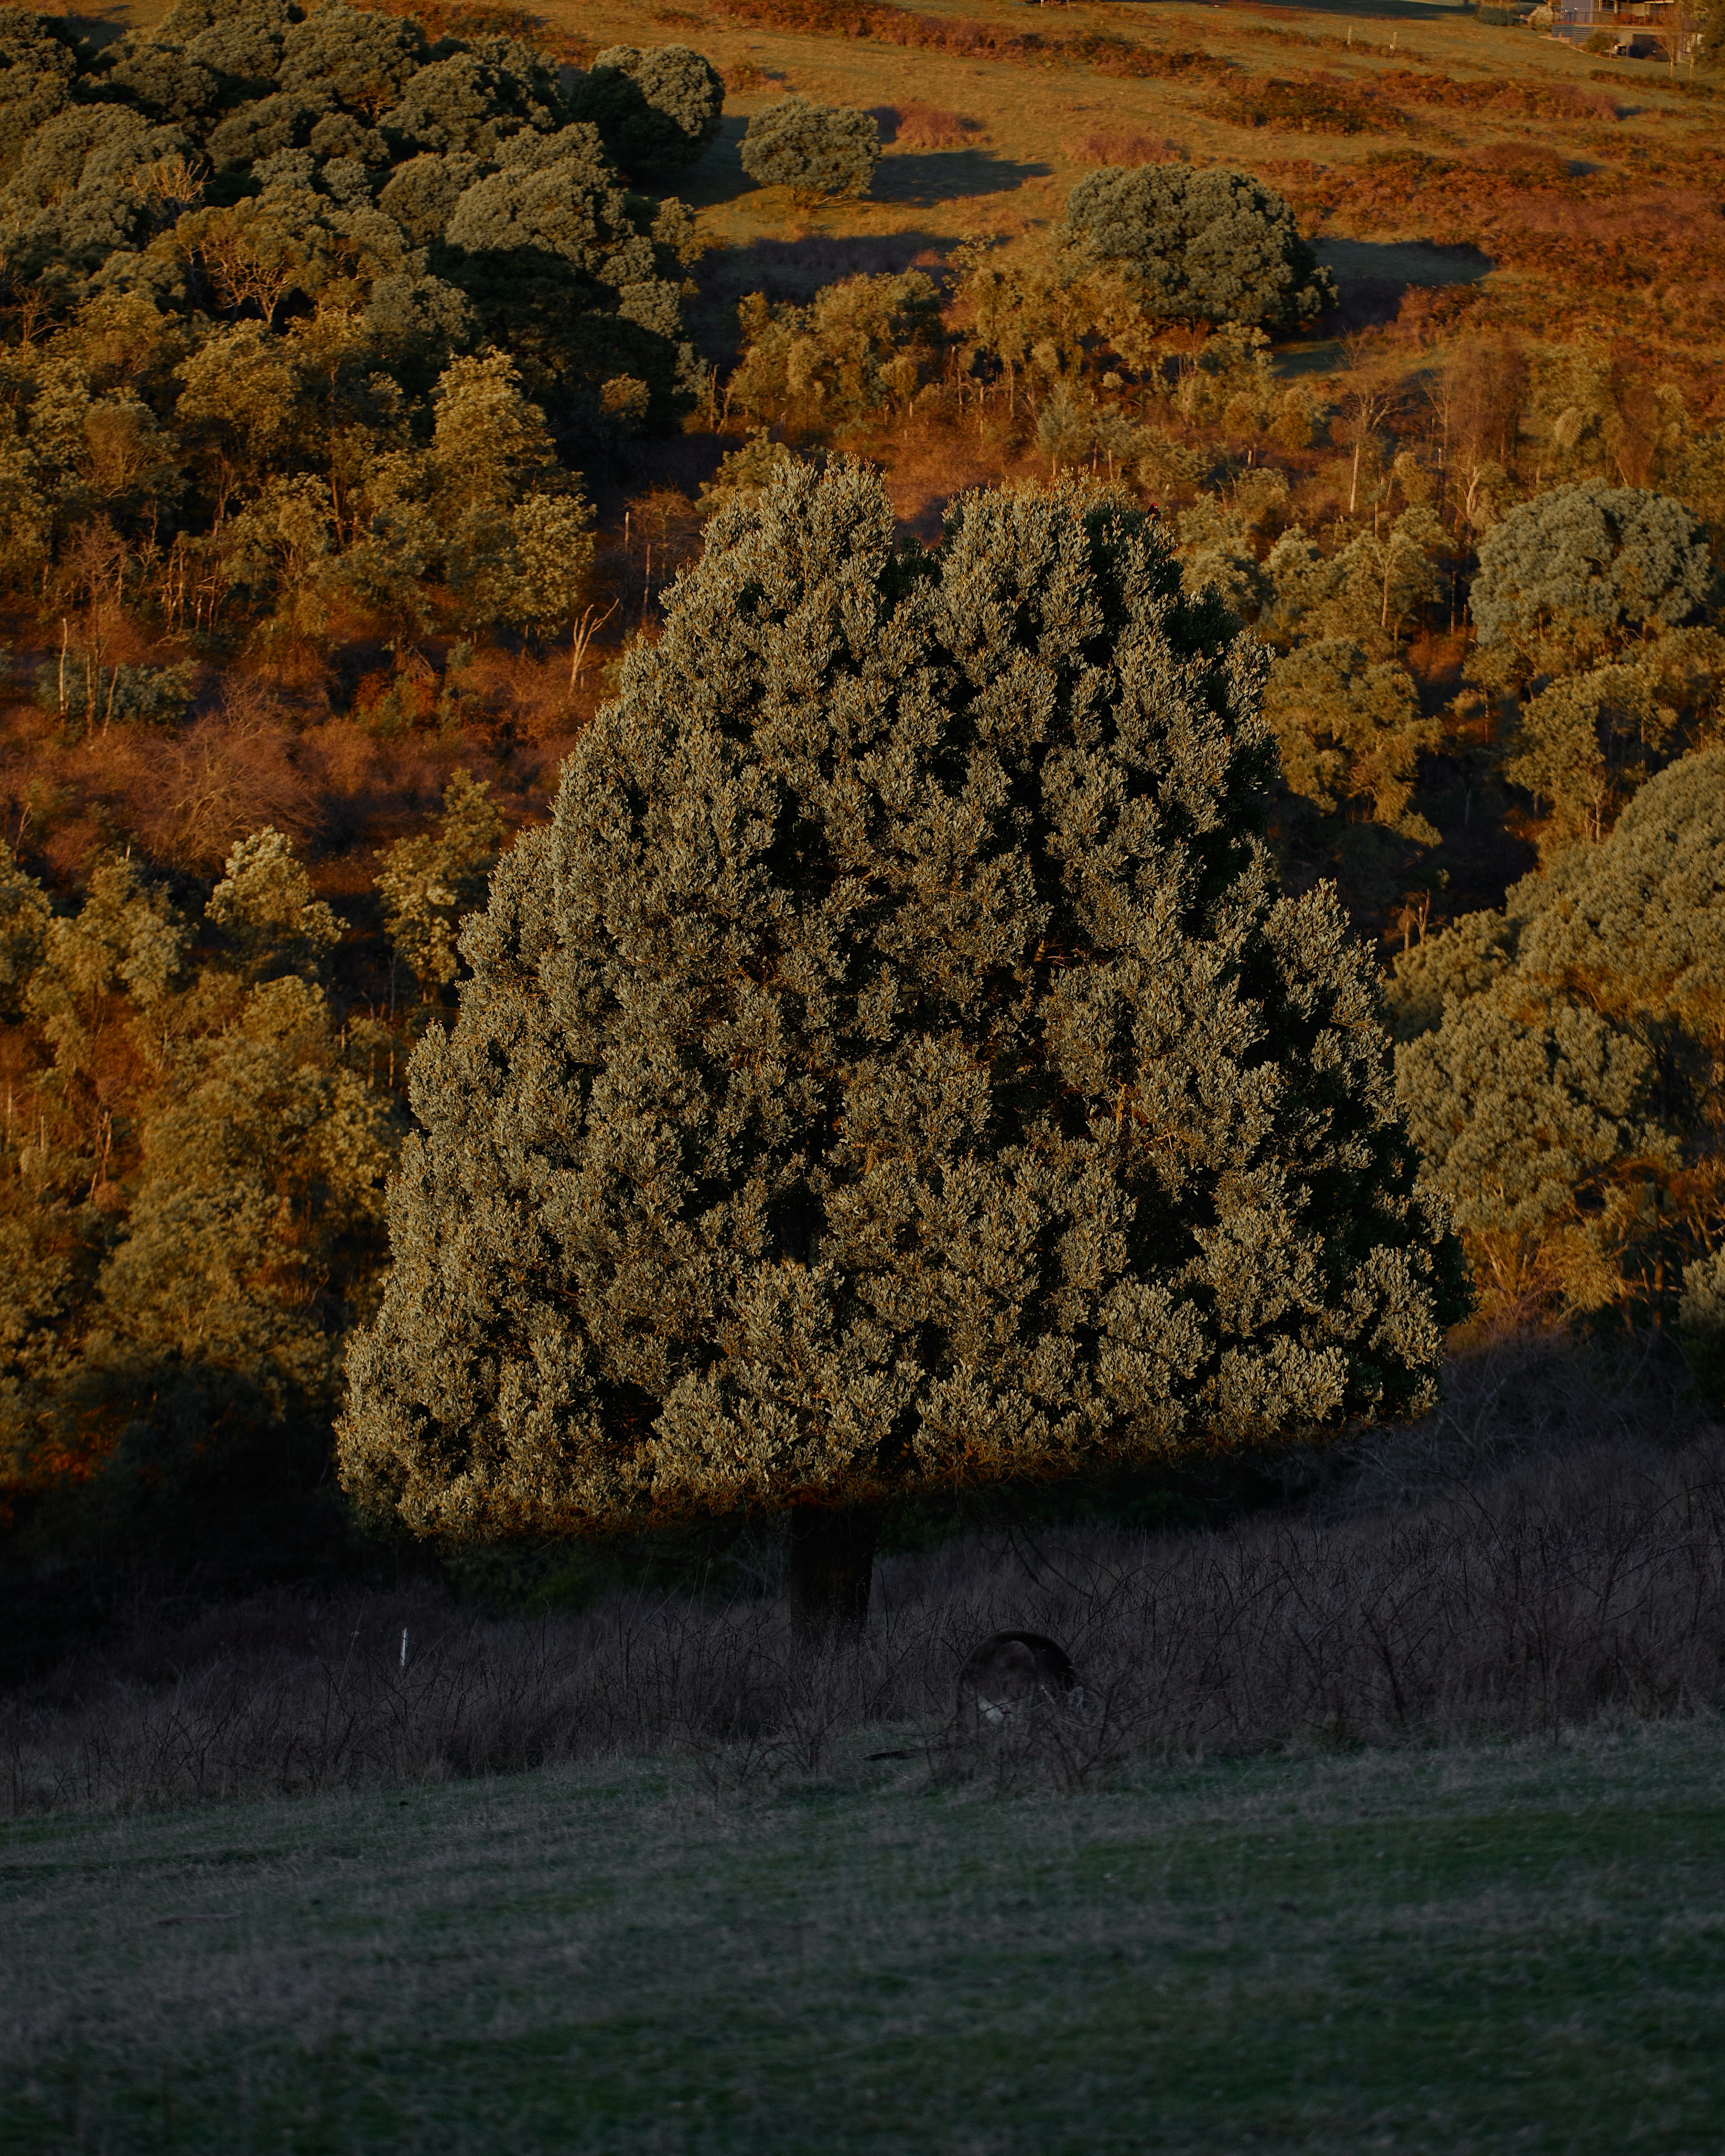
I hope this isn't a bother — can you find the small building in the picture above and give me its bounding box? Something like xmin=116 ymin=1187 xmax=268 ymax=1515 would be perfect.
xmin=1542 ymin=0 xmax=1675 ymax=51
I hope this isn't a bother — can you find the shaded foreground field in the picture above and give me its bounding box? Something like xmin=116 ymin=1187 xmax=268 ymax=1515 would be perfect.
xmin=6 ymin=1724 xmax=1725 ymax=2154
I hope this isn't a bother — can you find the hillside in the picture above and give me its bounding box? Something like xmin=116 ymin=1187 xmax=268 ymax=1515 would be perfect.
xmin=2 ymin=0 xmax=1722 ymax=1619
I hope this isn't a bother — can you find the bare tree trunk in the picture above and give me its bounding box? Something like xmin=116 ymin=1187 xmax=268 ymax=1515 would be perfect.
xmin=788 ymin=1503 xmax=880 ymax=1639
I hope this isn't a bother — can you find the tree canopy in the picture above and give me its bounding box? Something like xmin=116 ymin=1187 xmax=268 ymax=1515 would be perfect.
xmin=2 ymin=833 xmax=394 ymax=1568
xmin=1392 ymin=743 xmax=1725 ymax=1321
xmin=1056 ymin=163 xmax=1338 ymax=329
xmin=0 ymin=2 xmax=706 ymax=429
xmin=740 ymin=95 xmax=879 ymax=201
xmin=1470 ymin=482 xmax=1715 ymax=684
xmin=569 ymin=43 xmax=723 ymax=176
xmin=0 ymin=4 xmax=716 ymax=666
xmin=338 ymin=463 xmax=1465 ymax=1591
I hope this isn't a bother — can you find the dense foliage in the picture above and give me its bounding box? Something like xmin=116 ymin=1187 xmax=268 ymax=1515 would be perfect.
xmin=0 ymin=773 xmax=509 ymax=1566
xmin=0 ymin=0 xmax=706 ymax=659
xmin=337 ymin=461 xmax=1465 ymax=1544
xmin=569 ymin=42 xmax=723 ymax=176
xmin=739 ymin=94 xmax=879 ymax=200
xmin=1057 ymin=163 xmax=1337 ymax=330
xmin=1392 ymin=747 xmax=1725 ymax=1331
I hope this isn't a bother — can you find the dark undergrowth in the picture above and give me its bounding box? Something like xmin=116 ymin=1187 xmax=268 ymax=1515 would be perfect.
xmin=4 ymin=1336 xmax=1721 ymax=1815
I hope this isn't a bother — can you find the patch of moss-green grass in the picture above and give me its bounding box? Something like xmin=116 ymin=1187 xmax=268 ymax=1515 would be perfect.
xmin=5 ymin=1722 xmax=1725 ymax=2152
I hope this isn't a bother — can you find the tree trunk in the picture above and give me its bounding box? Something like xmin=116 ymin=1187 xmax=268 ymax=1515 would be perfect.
xmin=788 ymin=1503 xmax=880 ymax=1640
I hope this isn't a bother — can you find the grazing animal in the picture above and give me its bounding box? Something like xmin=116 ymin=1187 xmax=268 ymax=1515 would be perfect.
xmin=958 ymin=1631 xmax=1078 ymax=1728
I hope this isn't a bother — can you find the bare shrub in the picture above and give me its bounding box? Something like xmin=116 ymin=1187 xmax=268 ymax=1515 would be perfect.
xmin=871 ymin=103 xmax=982 ymax=149
xmin=130 ymin=685 xmax=316 ymax=870
xmin=724 ymin=58 xmax=781 ymax=93
xmin=1205 ymin=74 xmax=1390 ymax=135
xmin=1063 ymin=129 xmax=1186 ymax=167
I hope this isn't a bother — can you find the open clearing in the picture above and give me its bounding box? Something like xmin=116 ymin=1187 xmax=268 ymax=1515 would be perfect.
xmin=527 ymin=0 xmax=1725 ymax=380
xmin=7 ymin=1720 xmax=1725 ymax=2153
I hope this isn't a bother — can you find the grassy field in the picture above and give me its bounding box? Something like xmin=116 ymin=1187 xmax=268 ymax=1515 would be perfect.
xmin=529 ymin=0 xmax=1724 ymax=370
xmin=7 ymin=1719 xmax=1725 ymax=2153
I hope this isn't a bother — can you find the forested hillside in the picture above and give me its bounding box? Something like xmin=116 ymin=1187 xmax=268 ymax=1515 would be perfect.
xmin=2 ymin=0 xmax=1722 ymax=1601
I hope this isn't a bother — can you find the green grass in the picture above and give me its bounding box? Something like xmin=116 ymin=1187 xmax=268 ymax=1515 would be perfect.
xmin=7 ymin=1722 xmax=1725 ymax=2153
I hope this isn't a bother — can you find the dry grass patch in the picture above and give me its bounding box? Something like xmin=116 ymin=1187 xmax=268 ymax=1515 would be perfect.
xmin=872 ymin=100 xmax=982 ymax=148
xmin=1063 ymin=127 xmax=1187 ymax=166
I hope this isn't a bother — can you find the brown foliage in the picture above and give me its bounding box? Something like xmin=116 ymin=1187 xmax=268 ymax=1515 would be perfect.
xmin=708 ymin=0 xmax=1236 ymax=85
xmin=0 ymin=678 xmax=316 ymax=880
xmin=1445 ymin=334 xmax=1529 ymax=465
xmin=1378 ymin=66 xmax=1621 ymax=122
xmin=1207 ymin=64 xmax=1617 ymax=141
xmin=1206 ymin=71 xmax=1395 ymax=135
xmin=128 ymin=694 xmax=316 ymax=872
xmin=357 ymin=0 xmax=597 ymax=64
xmin=1286 ymin=149 xmax=1725 ymax=309
xmin=1063 ymin=129 xmax=1187 ymax=167
xmin=871 ymin=103 xmax=982 ymax=149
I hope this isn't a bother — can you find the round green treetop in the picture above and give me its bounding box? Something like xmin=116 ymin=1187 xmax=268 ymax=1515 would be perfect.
xmin=1057 ymin=163 xmax=1337 ymax=328
xmin=740 ymin=95 xmax=878 ymax=202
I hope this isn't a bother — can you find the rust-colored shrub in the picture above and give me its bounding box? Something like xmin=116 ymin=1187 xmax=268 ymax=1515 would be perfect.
xmin=1378 ymin=67 xmax=1619 ymax=122
xmin=877 ymin=103 xmax=981 ymax=149
xmin=1063 ymin=128 xmax=1185 ymax=167
xmin=1206 ymin=72 xmax=1398 ymax=135
xmin=1465 ymin=140 xmax=1574 ymax=184
xmin=1282 ymin=149 xmax=1725 ymax=303
xmin=707 ymin=0 xmax=1237 ymax=85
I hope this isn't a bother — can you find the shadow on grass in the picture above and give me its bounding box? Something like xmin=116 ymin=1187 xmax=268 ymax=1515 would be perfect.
xmin=870 ymin=149 xmax=1053 ymax=207
xmin=673 ymin=116 xmax=756 ymax=212
xmin=688 ymin=229 xmax=958 ymax=362
xmin=697 ymin=228 xmax=958 ymax=309
xmin=1277 ymin=235 xmax=1496 ymax=346
xmin=59 ymin=8 xmax=130 ymax=44
xmin=671 ymin=122 xmax=1051 ymax=218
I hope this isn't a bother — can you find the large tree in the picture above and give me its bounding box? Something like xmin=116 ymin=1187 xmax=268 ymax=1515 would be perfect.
xmin=1467 ymin=482 xmax=1717 ymax=853
xmin=569 ymin=43 xmax=723 ymax=177
xmin=1469 ymin=481 xmax=1714 ymax=689
xmin=337 ymin=464 xmax=1466 ymax=1626
xmin=740 ymin=95 xmax=878 ymax=203
xmin=1057 ymin=163 xmax=1337 ymax=330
